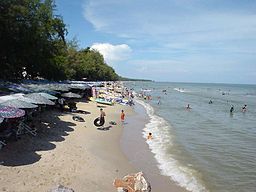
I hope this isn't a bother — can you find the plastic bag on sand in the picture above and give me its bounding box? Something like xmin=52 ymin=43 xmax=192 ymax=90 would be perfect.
xmin=114 ymin=172 xmax=151 ymax=192
xmin=49 ymin=185 xmax=74 ymax=192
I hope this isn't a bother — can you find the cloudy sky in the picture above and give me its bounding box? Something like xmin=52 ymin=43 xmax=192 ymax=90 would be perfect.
xmin=55 ymin=0 xmax=256 ymax=84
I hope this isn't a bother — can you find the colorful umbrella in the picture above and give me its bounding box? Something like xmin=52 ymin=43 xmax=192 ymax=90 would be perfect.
xmin=61 ymin=92 xmax=82 ymax=98
xmin=24 ymin=93 xmax=55 ymax=105
xmin=0 ymin=105 xmax=25 ymax=118
xmin=1 ymin=99 xmax=38 ymax=109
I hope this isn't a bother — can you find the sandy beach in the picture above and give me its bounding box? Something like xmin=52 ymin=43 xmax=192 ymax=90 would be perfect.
xmin=0 ymin=99 xmax=188 ymax=192
xmin=0 ymin=101 xmax=136 ymax=192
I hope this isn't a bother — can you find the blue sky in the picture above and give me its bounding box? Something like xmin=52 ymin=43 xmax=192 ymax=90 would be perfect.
xmin=55 ymin=0 xmax=256 ymax=84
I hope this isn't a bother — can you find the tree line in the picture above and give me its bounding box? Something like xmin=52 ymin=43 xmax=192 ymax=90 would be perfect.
xmin=0 ymin=0 xmax=119 ymax=81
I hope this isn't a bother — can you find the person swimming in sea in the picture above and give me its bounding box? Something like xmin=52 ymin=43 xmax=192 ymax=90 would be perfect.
xmin=147 ymin=132 xmax=153 ymax=140
xmin=209 ymin=100 xmax=213 ymax=104
xmin=186 ymin=104 xmax=192 ymax=110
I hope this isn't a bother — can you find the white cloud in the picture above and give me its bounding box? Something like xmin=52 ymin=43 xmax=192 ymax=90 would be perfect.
xmin=83 ymin=0 xmax=256 ymax=83
xmin=90 ymin=43 xmax=132 ymax=66
xmin=83 ymin=0 xmax=256 ymax=46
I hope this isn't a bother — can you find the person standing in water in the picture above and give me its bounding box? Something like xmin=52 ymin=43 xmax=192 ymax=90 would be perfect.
xmin=242 ymin=104 xmax=247 ymax=112
xmin=186 ymin=104 xmax=192 ymax=110
xmin=230 ymin=105 xmax=234 ymax=113
xmin=120 ymin=110 xmax=125 ymax=122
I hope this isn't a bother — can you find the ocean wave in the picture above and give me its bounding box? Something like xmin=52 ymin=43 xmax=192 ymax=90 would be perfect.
xmin=136 ymin=99 xmax=208 ymax=192
xmin=174 ymin=87 xmax=190 ymax=93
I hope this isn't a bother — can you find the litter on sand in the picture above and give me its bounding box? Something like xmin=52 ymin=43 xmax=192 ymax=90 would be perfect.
xmin=113 ymin=172 xmax=151 ymax=192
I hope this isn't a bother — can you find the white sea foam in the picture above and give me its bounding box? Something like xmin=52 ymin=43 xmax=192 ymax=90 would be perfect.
xmin=136 ymin=99 xmax=208 ymax=192
xmin=174 ymin=87 xmax=189 ymax=93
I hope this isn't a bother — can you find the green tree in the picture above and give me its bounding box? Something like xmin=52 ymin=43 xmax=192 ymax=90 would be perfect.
xmin=0 ymin=0 xmax=67 ymax=80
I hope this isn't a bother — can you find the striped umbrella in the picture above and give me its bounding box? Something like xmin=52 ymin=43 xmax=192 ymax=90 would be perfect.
xmin=0 ymin=105 xmax=25 ymax=118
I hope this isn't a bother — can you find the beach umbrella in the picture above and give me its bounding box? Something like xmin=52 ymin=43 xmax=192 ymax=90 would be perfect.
xmin=0 ymin=117 xmax=4 ymax=123
xmin=61 ymin=92 xmax=82 ymax=98
xmin=49 ymin=84 xmax=70 ymax=92
xmin=38 ymin=92 xmax=58 ymax=100
xmin=0 ymin=105 xmax=25 ymax=118
xmin=24 ymin=93 xmax=55 ymax=105
xmin=7 ymin=84 xmax=32 ymax=93
xmin=1 ymin=99 xmax=38 ymax=109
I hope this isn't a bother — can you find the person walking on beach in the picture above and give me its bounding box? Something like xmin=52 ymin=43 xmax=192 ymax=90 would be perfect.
xmin=58 ymin=97 xmax=65 ymax=112
xmin=100 ymin=108 xmax=106 ymax=126
xmin=121 ymin=110 xmax=125 ymax=122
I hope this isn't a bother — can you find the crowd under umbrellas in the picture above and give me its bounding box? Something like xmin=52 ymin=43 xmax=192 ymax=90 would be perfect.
xmin=0 ymin=80 xmax=92 ymax=150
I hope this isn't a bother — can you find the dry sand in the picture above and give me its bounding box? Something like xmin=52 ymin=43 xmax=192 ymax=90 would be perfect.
xmin=0 ymin=101 xmax=136 ymax=192
xmin=0 ymin=100 xmax=188 ymax=192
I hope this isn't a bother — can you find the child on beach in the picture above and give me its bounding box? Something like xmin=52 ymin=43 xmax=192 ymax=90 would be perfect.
xmin=100 ymin=108 xmax=106 ymax=126
xmin=121 ymin=110 xmax=125 ymax=122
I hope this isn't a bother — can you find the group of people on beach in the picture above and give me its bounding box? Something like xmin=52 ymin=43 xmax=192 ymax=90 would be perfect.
xmin=98 ymin=106 xmax=154 ymax=141
xmin=97 ymin=108 xmax=125 ymax=127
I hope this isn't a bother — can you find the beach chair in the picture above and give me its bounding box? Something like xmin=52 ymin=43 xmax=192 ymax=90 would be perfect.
xmin=16 ymin=121 xmax=37 ymax=136
xmin=0 ymin=129 xmax=12 ymax=149
xmin=0 ymin=140 xmax=7 ymax=150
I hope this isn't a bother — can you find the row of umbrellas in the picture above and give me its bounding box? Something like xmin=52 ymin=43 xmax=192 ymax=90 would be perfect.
xmin=1 ymin=82 xmax=91 ymax=97
xmin=0 ymin=92 xmax=82 ymax=119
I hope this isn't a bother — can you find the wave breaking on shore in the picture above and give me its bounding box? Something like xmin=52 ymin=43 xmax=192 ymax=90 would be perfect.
xmin=136 ymin=99 xmax=208 ymax=192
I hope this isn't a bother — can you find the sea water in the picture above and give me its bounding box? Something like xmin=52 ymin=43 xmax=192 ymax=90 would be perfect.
xmin=125 ymin=82 xmax=256 ymax=192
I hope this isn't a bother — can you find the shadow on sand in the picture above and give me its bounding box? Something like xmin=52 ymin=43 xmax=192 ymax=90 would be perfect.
xmin=97 ymin=126 xmax=112 ymax=131
xmin=0 ymin=111 xmax=76 ymax=166
xmin=96 ymin=105 xmax=107 ymax=108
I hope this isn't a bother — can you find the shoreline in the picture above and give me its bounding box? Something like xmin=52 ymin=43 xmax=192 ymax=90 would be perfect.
xmin=1 ymin=98 xmax=189 ymax=192
xmin=121 ymin=100 xmax=187 ymax=192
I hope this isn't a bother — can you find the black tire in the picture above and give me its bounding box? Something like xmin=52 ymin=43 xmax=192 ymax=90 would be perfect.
xmin=94 ymin=117 xmax=104 ymax=127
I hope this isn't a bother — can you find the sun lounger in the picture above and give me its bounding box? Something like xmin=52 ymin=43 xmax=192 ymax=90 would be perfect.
xmin=17 ymin=121 xmax=37 ymax=136
xmin=0 ymin=130 xmax=12 ymax=149
xmin=0 ymin=140 xmax=7 ymax=150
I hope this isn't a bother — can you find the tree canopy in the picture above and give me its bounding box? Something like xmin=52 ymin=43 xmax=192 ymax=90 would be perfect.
xmin=0 ymin=0 xmax=119 ymax=81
